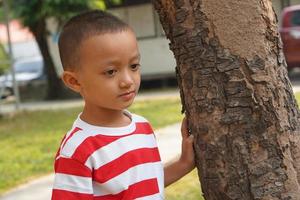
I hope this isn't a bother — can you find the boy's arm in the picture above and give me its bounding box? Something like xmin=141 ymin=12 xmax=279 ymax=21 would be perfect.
xmin=52 ymin=156 xmax=93 ymax=200
xmin=164 ymin=118 xmax=195 ymax=187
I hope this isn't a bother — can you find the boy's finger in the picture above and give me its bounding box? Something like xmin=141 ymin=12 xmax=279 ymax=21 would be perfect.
xmin=187 ymin=134 xmax=194 ymax=143
xmin=181 ymin=117 xmax=189 ymax=139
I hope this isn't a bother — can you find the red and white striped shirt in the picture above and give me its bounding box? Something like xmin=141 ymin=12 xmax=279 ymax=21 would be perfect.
xmin=52 ymin=111 xmax=164 ymax=200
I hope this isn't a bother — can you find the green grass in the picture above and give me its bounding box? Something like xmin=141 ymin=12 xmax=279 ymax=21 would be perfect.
xmin=0 ymin=108 xmax=82 ymax=193
xmin=0 ymin=98 xmax=203 ymax=199
xmin=129 ymin=98 xmax=184 ymax=128
xmin=166 ymin=170 xmax=203 ymax=200
xmin=294 ymin=92 xmax=300 ymax=103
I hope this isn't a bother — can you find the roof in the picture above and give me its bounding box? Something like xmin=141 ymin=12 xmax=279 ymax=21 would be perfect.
xmin=282 ymin=4 xmax=300 ymax=14
xmin=0 ymin=20 xmax=34 ymax=43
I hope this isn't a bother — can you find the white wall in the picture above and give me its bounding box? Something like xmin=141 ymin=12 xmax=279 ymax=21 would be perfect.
xmin=110 ymin=4 xmax=176 ymax=78
xmin=138 ymin=38 xmax=176 ymax=78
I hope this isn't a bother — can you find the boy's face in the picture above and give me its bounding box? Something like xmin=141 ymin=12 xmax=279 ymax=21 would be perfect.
xmin=73 ymin=29 xmax=141 ymax=112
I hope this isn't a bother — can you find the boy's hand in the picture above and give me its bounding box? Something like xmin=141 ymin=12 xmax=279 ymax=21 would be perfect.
xmin=179 ymin=117 xmax=195 ymax=172
xmin=163 ymin=117 xmax=196 ymax=187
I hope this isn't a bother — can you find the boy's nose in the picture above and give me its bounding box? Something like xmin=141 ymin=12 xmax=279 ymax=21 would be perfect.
xmin=119 ymin=71 xmax=134 ymax=88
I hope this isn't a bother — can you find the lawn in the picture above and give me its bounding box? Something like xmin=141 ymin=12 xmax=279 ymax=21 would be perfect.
xmin=0 ymin=97 xmax=203 ymax=199
xmin=295 ymin=92 xmax=300 ymax=103
xmin=2 ymin=93 xmax=300 ymax=198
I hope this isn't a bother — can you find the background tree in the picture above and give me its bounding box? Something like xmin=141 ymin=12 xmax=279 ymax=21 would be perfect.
xmin=153 ymin=0 xmax=300 ymax=199
xmin=9 ymin=0 xmax=89 ymax=99
xmin=9 ymin=0 xmax=122 ymax=99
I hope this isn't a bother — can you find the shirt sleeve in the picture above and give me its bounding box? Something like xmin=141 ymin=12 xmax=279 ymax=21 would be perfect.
xmin=51 ymin=156 xmax=93 ymax=200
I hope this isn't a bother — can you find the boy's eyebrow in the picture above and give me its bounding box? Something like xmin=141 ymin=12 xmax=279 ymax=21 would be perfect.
xmin=131 ymin=53 xmax=141 ymax=61
xmin=101 ymin=53 xmax=141 ymax=66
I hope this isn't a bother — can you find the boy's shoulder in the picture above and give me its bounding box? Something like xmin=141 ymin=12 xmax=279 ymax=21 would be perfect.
xmin=130 ymin=112 xmax=149 ymax=123
xmin=58 ymin=126 xmax=86 ymax=159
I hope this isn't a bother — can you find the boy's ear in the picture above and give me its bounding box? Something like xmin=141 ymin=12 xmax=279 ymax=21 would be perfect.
xmin=61 ymin=71 xmax=81 ymax=93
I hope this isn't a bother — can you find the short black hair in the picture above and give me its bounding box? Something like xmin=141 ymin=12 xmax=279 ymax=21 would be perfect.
xmin=58 ymin=10 xmax=130 ymax=70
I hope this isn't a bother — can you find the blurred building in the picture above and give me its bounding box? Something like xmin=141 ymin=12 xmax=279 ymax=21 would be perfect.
xmin=0 ymin=1 xmax=299 ymax=78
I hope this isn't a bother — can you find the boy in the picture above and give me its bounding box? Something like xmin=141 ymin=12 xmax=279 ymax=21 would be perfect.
xmin=52 ymin=10 xmax=195 ymax=200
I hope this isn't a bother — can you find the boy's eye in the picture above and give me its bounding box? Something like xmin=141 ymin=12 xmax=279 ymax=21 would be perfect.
xmin=130 ymin=64 xmax=140 ymax=71
xmin=104 ymin=69 xmax=117 ymax=76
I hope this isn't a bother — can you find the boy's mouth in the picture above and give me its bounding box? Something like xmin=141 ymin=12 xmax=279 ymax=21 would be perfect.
xmin=119 ymin=91 xmax=136 ymax=101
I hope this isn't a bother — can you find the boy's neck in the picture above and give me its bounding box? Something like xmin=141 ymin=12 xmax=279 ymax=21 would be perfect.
xmin=80 ymin=106 xmax=131 ymax=128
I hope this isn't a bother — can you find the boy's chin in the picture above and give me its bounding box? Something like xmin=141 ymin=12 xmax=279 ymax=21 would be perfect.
xmin=121 ymin=99 xmax=135 ymax=109
xmin=122 ymin=101 xmax=134 ymax=109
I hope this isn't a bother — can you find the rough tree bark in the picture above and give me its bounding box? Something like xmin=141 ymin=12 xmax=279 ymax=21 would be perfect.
xmin=153 ymin=0 xmax=300 ymax=199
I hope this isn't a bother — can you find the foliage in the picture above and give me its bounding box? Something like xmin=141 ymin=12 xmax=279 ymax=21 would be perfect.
xmin=8 ymin=0 xmax=125 ymax=33
xmin=10 ymin=0 xmax=123 ymax=32
xmin=0 ymin=2 xmax=11 ymax=75
xmin=0 ymin=44 xmax=9 ymax=75
xmin=11 ymin=0 xmax=90 ymax=30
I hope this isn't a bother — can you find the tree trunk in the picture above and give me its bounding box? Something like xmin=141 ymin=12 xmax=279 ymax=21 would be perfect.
xmin=30 ymin=19 xmax=63 ymax=100
xmin=153 ymin=0 xmax=300 ymax=199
